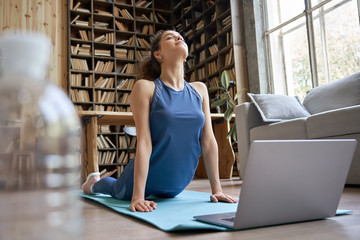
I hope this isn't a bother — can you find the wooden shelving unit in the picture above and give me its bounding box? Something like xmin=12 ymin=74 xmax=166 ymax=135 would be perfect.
xmin=68 ymin=0 xmax=173 ymax=113
xmin=173 ymin=0 xmax=237 ymax=113
xmin=68 ymin=0 xmax=173 ymax=178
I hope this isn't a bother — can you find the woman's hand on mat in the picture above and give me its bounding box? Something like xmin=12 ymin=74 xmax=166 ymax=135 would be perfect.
xmin=130 ymin=199 xmax=157 ymax=212
xmin=210 ymin=192 xmax=238 ymax=203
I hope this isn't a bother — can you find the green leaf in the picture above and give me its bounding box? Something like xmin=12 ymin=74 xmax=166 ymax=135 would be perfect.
xmin=211 ymin=98 xmax=227 ymax=107
xmin=234 ymin=88 xmax=246 ymax=100
xmin=221 ymin=70 xmax=230 ymax=90
xmin=208 ymin=86 xmax=224 ymax=92
xmin=220 ymin=93 xmax=229 ymax=99
xmin=226 ymin=123 xmax=237 ymax=141
xmin=231 ymin=123 xmax=237 ymax=142
xmin=224 ymin=107 xmax=233 ymax=122
xmin=228 ymin=98 xmax=236 ymax=108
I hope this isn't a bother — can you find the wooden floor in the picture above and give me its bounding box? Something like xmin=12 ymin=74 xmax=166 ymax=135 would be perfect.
xmin=82 ymin=178 xmax=360 ymax=240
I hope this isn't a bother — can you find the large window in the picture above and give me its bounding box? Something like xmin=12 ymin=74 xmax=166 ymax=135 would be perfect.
xmin=263 ymin=0 xmax=360 ymax=100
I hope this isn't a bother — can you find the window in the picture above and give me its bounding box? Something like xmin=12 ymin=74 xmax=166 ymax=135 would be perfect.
xmin=263 ymin=0 xmax=360 ymax=100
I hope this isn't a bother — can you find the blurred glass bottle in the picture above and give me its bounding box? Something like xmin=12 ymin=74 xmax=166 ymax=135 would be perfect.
xmin=0 ymin=32 xmax=83 ymax=239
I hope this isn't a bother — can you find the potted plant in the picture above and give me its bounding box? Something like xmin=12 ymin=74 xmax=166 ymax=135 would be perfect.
xmin=209 ymin=70 xmax=246 ymax=142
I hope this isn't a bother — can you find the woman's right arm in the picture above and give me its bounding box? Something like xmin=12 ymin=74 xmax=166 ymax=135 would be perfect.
xmin=129 ymin=80 xmax=156 ymax=212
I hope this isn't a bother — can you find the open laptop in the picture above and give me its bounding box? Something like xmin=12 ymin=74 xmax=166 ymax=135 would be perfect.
xmin=194 ymin=139 xmax=357 ymax=230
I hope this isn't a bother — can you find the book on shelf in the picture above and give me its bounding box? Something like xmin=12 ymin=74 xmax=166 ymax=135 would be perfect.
xmin=76 ymin=8 xmax=90 ymax=13
xmin=199 ymin=50 xmax=205 ymax=62
xmin=156 ymin=12 xmax=168 ymax=24
xmin=70 ymin=73 xmax=92 ymax=87
xmin=98 ymin=151 xmax=116 ymax=164
xmin=118 ymin=135 xmax=127 ymax=149
xmin=209 ymin=44 xmax=218 ymax=56
xmin=118 ymin=92 xmax=130 ymax=104
xmin=117 ymin=151 xmax=128 ymax=164
xmin=226 ymin=31 xmax=233 ymax=45
xmin=115 ymin=20 xmax=128 ymax=31
xmin=118 ymin=8 xmax=133 ymax=19
xmin=207 ymin=61 xmax=217 ymax=75
xmin=197 ymin=67 xmax=206 ymax=80
xmin=185 ymin=29 xmax=193 ymax=38
xmin=73 ymin=20 xmax=90 ymax=27
xmin=78 ymin=30 xmax=91 ymax=41
xmin=94 ymin=9 xmax=112 ymax=16
xmin=208 ymin=76 xmax=220 ymax=88
xmin=134 ymin=50 xmax=150 ymax=60
xmin=70 ymin=89 xmax=91 ymax=102
xmin=70 ymin=15 xmax=80 ymax=25
xmin=94 ymin=76 xmax=114 ymax=88
xmin=196 ymin=20 xmax=204 ymax=30
xmin=100 ymin=168 xmax=117 ymax=178
xmin=117 ymin=39 xmax=128 ymax=45
xmin=70 ymin=58 xmax=89 ymax=70
xmin=136 ymin=38 xmax=151 ymax=48
xmin=97 ymin=135 xmax=109 ymax=149
xmin=95 ymin=61 xmax=114 ymax=72
xmin=120 ymin=64 xmax=135 ymax=74
xmin=129 ymin=136 xmax=137 ymax=148
xmin=225 ymin=49 xmax=233 ymax=66
xmin=117 ymin=79 xmax=135 ymax=90
xmin=136 ymin=0 xmax=152 ymax=8
xmin=117 ymin=106 xmax=131 ymax=112
xmin=95 ymin=49 xmax=111 ymax=57
xmin=94 ymin=21 xmax=109 ymax=29
xmin=137 ymin=13 xmax=150 ymax=22
xmin=222 ymin=15 xmax=232 ymax=28
xmin=94 ymin=33 xmax=114 ymax=44
xmin=99 ymin=125 xmax=111 ymax=133
xmin=127 ymin=49 xmax=134 ymax=60
xmin=200 ymin=33 xmax=205 ymax=45
xmin=95 ymin=90 xmax=116 ymax=103
xmin=115 ymin=48 xmax=128 ymax=58
xmin=105 ymin=136 xmax=117 ymax=148
xmin=71 ymin=44 xmax=91 ymax=56
xmin=73 ymin=1 xmax=81 ymax=10
xmin=94 ymin=105 xmax=110 ymax=111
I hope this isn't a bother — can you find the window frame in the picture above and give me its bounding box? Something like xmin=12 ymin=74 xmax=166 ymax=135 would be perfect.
xmin=261 ymin=0 xmax=360 ymax=95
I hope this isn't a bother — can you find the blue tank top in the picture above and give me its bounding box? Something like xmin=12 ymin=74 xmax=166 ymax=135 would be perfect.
xmin=146 ymin=78 xmax=205 ymax=192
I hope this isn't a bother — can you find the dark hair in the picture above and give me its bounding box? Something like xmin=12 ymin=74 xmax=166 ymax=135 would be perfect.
xmin=137 ymin=30 xmax=165 ymax=81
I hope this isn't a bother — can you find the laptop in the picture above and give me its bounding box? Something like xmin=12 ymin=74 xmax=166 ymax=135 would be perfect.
xmin=194 ymin=139 xmax=357 ymax=230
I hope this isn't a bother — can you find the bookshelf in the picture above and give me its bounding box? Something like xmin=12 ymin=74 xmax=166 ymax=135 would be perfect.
xmin=68 ymin=0 xmax=173 ymax=178
xmin=69 ymin=0 xmax=238 ymax=179
xmin=173 ymin=0 xmax=237 ymax=113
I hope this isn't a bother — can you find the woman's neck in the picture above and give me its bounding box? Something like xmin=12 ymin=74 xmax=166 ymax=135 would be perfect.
xmin=159 ymin=60 xmax=185 ymax=91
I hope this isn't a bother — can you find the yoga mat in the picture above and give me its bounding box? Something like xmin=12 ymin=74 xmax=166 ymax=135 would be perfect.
xmin=81 ymin=190 xmax=353 ymax=232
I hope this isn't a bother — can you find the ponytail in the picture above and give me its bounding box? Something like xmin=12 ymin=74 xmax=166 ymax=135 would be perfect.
xmin=137 ymin=30 xmax=164 ymax=81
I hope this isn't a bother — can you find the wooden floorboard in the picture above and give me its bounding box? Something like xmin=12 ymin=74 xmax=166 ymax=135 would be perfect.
xmin=82 ymin=178 xmax=360 ymax=240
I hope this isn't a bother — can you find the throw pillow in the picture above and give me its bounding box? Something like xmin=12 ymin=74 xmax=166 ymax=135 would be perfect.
xmin=248 ymin=93 xmax=311 ymax=122
xmin=303 ymin=72 xmax=360 ymax=114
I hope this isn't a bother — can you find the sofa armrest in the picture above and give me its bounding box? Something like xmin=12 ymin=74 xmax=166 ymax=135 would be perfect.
xmin=235 ymin=102 xmax=266 ymax=178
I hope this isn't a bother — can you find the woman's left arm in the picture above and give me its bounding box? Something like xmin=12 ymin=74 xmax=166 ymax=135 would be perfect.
xmin=191 ymin=82 xmax=238 ymax=203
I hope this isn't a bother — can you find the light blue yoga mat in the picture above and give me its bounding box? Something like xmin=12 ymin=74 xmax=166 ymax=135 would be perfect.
xmin=80 ymin=190 xmax=352 ymax=232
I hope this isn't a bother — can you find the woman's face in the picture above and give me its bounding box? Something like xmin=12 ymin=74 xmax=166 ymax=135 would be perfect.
xmin=157 ymin=30 xmax=188 ymax=61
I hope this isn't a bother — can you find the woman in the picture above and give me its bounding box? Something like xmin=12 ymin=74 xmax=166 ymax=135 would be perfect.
xmin=82 ymin=30 xmax=238 ymax=212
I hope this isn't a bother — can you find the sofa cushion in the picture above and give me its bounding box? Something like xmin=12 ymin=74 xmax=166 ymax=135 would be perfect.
xmin=250 ymin=118 xmax=308 ymax=141
xmin=248 ymin=93 xmax=310 ymax=122
xmin=303 ymin=72 xmax=360 ymax=114
xmin=306 ymin=105 xmax=360 ymax=139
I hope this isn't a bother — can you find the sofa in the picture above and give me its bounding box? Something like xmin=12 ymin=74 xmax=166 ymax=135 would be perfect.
xmin=235 ymin=72 xmax=360 ymax=185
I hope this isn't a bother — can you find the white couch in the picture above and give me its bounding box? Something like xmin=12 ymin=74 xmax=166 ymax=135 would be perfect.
xmin=235 ymin=72 xmax=360 ymax=185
